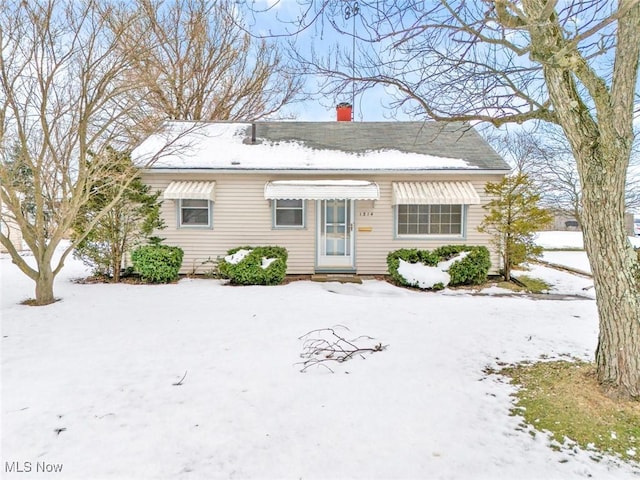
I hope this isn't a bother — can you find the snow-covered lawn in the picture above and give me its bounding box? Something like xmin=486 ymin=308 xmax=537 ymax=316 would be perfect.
xmin=535 ymin=231 xmax=586 ymax=250
xmin=2 ymin=242 xmax=639 ymax=479
xmin=536 ymin=230 xmax=639 ymax=274
xmin=535 ymin=230 xmax=640 ymax=250
xmin=512 ymin=263 xmax=595 ymax=298
xmin=541 ymin=251 xmax=591 ymax=273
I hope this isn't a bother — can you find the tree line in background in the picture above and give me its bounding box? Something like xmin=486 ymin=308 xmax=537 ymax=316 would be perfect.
xmin=485 ymin=125 xmax=640 ymax=227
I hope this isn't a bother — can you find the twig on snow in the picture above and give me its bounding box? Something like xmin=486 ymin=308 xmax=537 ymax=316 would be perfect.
xmin=172 ymin=370 xmax=188 ymax=386
xmin=297 ymin=326 xmax=387 ymax=373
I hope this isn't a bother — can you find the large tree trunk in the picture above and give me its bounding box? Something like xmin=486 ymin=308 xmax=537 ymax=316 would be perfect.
xmin=581 ymin=149 xmax=640 ymax=400
xmin=553 ymin=112 xmax=640 ymax=400
xmin=35 ymin=263 xmax=56 ymax=306
xmin=522 ymin=0 xmax=640 ymax=400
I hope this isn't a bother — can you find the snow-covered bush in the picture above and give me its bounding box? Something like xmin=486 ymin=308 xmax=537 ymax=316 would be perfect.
xmin=387 ymin=245 xmax=490 ymax=290
xmin=131 ymin=242 xmax=184 ymax=283
xmin=387 ymin=248 xmax=440 ymax=288
xmin=218 ymin=246 xmax=288 ymax=285
xmin=396 ymin=259 xmax=450 ymax=290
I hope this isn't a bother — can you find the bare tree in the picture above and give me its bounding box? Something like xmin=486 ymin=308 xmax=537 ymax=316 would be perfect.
xmin=0 ymin=1 xmax=183 ymax=305
xmin=486 ymin=126 xmax=583 ymax=222
xmin=488 ymin=125 xmax=640 ymax=223
xmin=249 ymin=1 xmax=640 ymax=399
xmin=118 ymin=0 xmax=302 ymax=122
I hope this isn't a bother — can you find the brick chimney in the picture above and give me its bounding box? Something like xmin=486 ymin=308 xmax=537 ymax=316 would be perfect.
xmin=336 ymin=102 xmax=352 ymax=121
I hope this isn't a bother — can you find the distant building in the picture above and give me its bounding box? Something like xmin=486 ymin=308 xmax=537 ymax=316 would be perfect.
xmin=543 ymin=211 xmax=635 ymax=236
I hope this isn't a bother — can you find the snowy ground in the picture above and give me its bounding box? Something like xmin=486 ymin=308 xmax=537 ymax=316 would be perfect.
xmin=2 ymin=236 xmax=639 ymax=479
xmin=536 ymin=230 xmax=640 ymax=275
xmin=535 ymin=231 xmax=586 ymax=250
xmin=541 ymin=251 xmax=591 ymax=273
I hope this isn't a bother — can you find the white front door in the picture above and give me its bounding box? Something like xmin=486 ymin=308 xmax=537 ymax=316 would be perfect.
xmin=316 ymin=199 xmax=355 ymax=269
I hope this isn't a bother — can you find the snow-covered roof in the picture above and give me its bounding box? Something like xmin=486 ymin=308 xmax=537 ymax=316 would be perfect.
xmin=132 ymin=121 xmax=510 ymax=173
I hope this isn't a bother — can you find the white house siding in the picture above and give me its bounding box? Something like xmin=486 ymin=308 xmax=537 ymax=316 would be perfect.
xmin=0 ymin=208 xmax=23 ymax=253
xmin=142 ymin=172 xmax=503 ymax=275
xmin=143 ymin=173 xmax=316 ymax=275
xmin=353 ymin=174 xmax=502 ymax=274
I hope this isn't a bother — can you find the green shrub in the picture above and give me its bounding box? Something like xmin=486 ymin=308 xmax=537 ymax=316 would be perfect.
xmin=131 ymin=244 xmax=184 ymax=283
xmin=386 ymin=248 xmax=440 ymax=287
xmin=387 ymin=245 xmax=491 ymax=289
xmin=218 ymin=246 xmax=288 ymax=285
xmin=433 ymin=245 xmax=491 ymax=286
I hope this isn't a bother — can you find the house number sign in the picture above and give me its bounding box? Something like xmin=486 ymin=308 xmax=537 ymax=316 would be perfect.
xmin=359 ymin=211 xmax=374 ymax=217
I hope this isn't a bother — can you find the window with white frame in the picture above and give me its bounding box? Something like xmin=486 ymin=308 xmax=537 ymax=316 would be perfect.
xmin=273 ymin=199 xmax=305 ymax=228
xmin=179 ymin=199 xmax=211 ymax=227
xmin=396 ymin=204 xmax=463 ymax=236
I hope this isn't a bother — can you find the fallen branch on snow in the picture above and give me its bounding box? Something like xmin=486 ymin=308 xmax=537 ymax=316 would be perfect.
xmin=297 ymin=325 xmax=387 ymax=373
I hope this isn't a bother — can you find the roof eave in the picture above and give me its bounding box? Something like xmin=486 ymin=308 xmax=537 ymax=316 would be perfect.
xmin=142 ymin=167 xmax=511 ymax=175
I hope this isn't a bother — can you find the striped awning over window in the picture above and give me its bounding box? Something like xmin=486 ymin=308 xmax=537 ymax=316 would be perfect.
xmin=392 ymin=181 xmax=480 ymax=205
xmin=163 ymin=181 xmax=216 ymax=201
xmin=264 ymin=180 xmax=379 ymax=200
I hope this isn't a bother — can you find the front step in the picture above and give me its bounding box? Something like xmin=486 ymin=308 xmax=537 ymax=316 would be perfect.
xmin=311 ymin=274 xmax=363 ymax=284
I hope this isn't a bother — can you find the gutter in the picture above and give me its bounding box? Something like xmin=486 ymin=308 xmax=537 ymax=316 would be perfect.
xmin=141 ymin=168 xmax=511 ymax=176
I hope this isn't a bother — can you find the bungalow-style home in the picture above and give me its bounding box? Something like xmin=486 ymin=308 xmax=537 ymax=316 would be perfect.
xmin=132 ymin=118 xmax=511 ymax=275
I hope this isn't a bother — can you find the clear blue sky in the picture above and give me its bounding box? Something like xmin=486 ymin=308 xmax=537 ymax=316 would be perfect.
xmin=244 ymin=0 xmax=640 ymax=128
xmin=282 ymin=83 xmax=414 ymax=122
xmin=241 ymin=0 xmax=414 ymax=122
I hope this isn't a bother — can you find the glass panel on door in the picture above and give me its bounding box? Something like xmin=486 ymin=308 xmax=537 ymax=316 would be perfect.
xmin=317 ymin=199 xmax=354 ymax=268
xmin=324 ymin=199 xmax=349 ymax=256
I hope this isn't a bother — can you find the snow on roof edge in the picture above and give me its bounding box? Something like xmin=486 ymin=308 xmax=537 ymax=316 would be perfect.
xmin=132 ymin=121 xmax=495 ymax=172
